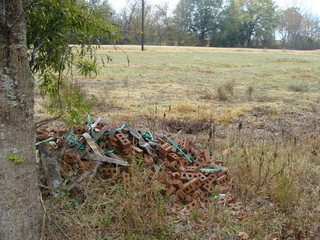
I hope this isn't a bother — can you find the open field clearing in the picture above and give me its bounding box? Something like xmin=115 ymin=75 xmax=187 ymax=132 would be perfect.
xmin=67 ymin=46 xmax=320 ymax=126
xmin=37 ymin=46 xmax=320 ymax=239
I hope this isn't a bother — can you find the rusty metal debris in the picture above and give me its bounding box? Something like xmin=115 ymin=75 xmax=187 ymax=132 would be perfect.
xmin=36 ymin=115 xmax=230 ymax=208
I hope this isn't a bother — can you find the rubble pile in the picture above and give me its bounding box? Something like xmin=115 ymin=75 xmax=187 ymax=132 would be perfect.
xmin=36 ymin=115 xmax=230 ymax=209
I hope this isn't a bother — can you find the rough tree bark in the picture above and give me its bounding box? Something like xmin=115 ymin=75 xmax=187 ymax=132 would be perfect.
xmin=0 ymin=0 xmax=42 ymax=239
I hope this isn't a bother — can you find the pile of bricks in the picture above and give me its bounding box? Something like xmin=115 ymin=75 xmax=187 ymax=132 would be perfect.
xmin=36 ymin=119 xmax=229 ymax=208
xmin=155 ymin=137 xmax=229 ymax=209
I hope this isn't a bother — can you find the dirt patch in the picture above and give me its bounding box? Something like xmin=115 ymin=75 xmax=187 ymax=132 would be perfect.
xmin=161 ymin=118 xmax=214 ymax=135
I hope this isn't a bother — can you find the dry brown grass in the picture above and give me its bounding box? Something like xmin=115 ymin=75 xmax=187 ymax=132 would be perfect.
xmin=44 ymin=165 xmax=173 ymax=240
xmin=288 ymin=83 xmax=309 ymax=92
xmin=43 ymin=129 xmax=320 ymax=239
xmin=38 ymin=45 xmax=320 ymax=239
xmin=275 ymin=58 xmax=311 ymax=63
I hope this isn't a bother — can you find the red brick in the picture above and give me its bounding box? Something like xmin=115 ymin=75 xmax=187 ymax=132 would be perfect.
xmin=190 ymin=146 xmax=203 ymax=161
xmin=176 ymin=189 xmax=192 ymax=202
xmin=36 ymin=128 xmax=49 ymax=135
xmin=107 ymin=132 xmax=116 ymax=140
xmin=188 ymin=152 xmax=197 ymax=162
xmin=171 ymin=146 xmax=177 ymax=153
xmin=166 ymin=186 xmax=176 ymax=196
xmin=171 ymin=161 xmax=179 ymax=171
xmin=109 ymin=137 xmax=119 ymax=147
xmin=57 ymin=140 xmax=67 ymax=148
xmin=193 ymin=189 xmax=205 ymax=200
xmin=178 ymin=137 xmax=191 ymax=152
xmin=177 ymin=166 xmax=186 ymax=173
xmin=178 ymin=158 xmax=191 ymax=167
xmin=186 ymin=200 xmax=199 ymax=210
xmin=201 ymin=182 xmax=213 ymax=194
xmin=99 ymin=167 xmax=121 ymax=178
xmin=156 ymin=136 xmax=167 ymax=144
xmin=202 ymin=197 xmax=211 ymax=208
xmin=115 ymin=132 xmax=131 ymax=149
xmin=171 ymin=172 xmax=180 ymax=180
xmin=203 ymin=149 xmax=211 ymax=163
xmin=73 ymin=125 xmax=87 ymax=134
xmin=36 ymin=135 xmax=51 ymax=141
xmin=207 ymin=172 xmax=218 ymax=183
xmin=185 ymin=166 xmax=200 ymax=173
xmin=157 ymin=142 xmax=172 ymax=155
xmin=172 ymin=180 xmax=184 ymax=190
xmin=63 ymin=152 xmax=80 ymax=164
xmin=132 ymin=146 xmax=144 ymax=157
xmin=167 ymin=153 xmax=179 ymax=162
xmin=158 ymin=152 xmax=167 ymax=160
xmin=198 ymin=173 xmax=208 ymax=182
xmin=121 ymin=172 xmax=130 ymax=179
xmin=193 ymin=161 xmax=206 ymax=168
xmin=96 ymin=121 xmax=107 ymax=130
xmin=163 ymin=161 xmax=175 ymax=172
xmin=157 ymin=172 xmax=168 ymax=184
xmin=121 ymin=147 xmax=132 ymax=155
xmin=144 ymin=154 xmax=154 ymax=167
xmin=183 ymin=178 xmax=202 ymax=194
xmin=57 ymin=129 xmax=67 ymax=137
xmin=180 ymin=172 xmax=198 ymax=181
xmin=216 ymin=175 xmax=228 ymax=185
xmin=79 ymin=161 xmax=94 ymax=169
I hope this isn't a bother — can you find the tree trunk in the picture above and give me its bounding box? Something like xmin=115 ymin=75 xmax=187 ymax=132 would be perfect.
xmin=0 ymin=0 xmax=42 ymax=239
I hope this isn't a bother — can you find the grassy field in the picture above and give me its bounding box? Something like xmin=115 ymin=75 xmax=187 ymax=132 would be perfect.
xmin=39 ymin=46 xmax=320 ymax=239
xmin=80 ymin=46 xmax=320 ymax=123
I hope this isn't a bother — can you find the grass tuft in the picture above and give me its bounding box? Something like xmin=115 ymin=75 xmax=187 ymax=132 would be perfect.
xmin=288 ymin=84 xmax=309 ymax=92
xmin=216 ymin=86 xmax=229 ymax=101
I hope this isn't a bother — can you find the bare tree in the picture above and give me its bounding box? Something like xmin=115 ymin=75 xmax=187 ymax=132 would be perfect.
xmin=279 ymin=7 xmax=303 ymax=48
xmin=279 ymin=6 xmax=320 ymax=49
xmin=154 ymin=3 xmax=171 ymax=45
xmin=0 ymin=0 xmax=42 ymax=239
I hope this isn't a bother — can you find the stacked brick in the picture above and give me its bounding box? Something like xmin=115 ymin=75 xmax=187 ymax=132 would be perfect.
xmin=36 ymin=120 xmax=229 ymax=208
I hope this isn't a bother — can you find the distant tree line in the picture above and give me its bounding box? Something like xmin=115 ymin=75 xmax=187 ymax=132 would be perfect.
xmin=96 ymin=0 xmax=320 ymax=50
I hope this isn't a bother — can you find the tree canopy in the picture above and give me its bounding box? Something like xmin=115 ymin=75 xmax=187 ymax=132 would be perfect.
xmin=112 ymin=0 xmax=320 ymax=49
xmin=174 ymin=0 xmax=223 ymax=46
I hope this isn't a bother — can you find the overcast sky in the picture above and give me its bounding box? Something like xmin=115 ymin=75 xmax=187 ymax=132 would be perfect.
xmin=110 ymin=0 xmax=320 ymax=16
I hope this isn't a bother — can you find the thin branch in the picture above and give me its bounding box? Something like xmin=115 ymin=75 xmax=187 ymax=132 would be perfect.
xmin=36 ymin=116 xmax=61 ymax=128
xmin=57 ymin=56 xmax=65 ymax=112
xmin=50 ymin=218 xmax=72 ymax=240
xmin=23 ymin=0 xmax=40 ymax=10
xmin=39 ymin=192 xmax=72 ymax=240
xmin=30 ymin=41 xmax=44 ymax=68
xmin=64 ymin=161 xmax=101 ymax=191
xmin=39 ymin=193 xmax=47 ymax=240
xmin=113 ymin=45 xmax=130 ymax=66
